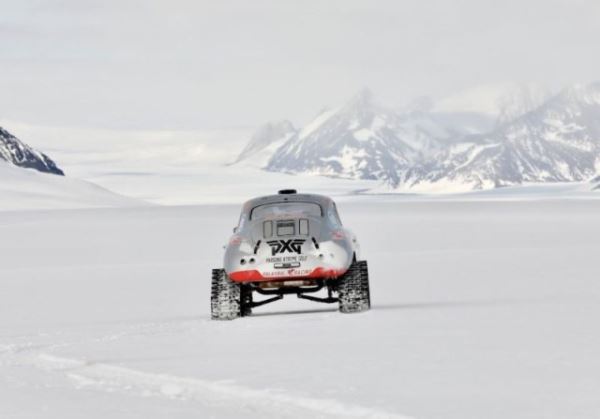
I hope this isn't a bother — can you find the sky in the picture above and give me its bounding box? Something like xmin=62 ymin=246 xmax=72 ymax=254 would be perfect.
xmin=1 ymin=0 xmax=599 ymax=130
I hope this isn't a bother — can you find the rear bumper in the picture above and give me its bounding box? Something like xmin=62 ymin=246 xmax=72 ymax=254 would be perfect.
xmin=228 ymin=267 xmax=347 ymax=283
xmin=224 ymin=236 xmax=354 ymax=283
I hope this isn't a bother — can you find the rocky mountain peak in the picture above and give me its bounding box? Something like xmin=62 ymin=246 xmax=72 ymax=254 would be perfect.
xmin=0 ymin=126 xmax=64 ymax=175
xmin=343 ymin=88 xmax=374 ymax=109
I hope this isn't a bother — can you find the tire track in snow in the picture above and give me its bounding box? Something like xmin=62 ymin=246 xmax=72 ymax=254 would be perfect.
xmin=31 ymin=353 xmax=410 ymax=419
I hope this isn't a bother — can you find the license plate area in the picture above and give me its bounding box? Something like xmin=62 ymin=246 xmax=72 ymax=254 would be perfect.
xmin=274 ymin=262 xmax=301 ymax=269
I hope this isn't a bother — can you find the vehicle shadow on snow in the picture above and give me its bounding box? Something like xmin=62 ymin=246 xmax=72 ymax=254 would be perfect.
xmin=251 ymin=307 xmax=339 ymax=317
xmin=251 ymin=297 xmax=539 ymax=317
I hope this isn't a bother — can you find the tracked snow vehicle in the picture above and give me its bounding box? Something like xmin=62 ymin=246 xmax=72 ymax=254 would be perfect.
xmin=211 ymin=190 xmax=370 ymax=320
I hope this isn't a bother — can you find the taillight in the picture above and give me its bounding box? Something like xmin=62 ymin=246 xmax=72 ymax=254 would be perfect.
xmin=229 ymin=235 xmax=242 ymax=245
xmin=331 ymin=230 xmax=345 ymax=240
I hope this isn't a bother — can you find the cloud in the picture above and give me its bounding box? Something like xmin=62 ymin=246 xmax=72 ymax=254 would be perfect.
xmin=0 ymin=0 xmax=599 ymax=130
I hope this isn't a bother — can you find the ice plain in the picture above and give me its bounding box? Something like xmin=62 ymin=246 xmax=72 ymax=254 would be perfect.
xmin=1 ymin=198 xmax=600 ymax=419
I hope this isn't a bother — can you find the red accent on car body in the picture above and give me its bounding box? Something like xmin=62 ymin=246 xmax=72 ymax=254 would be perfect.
xmin=228 ymin=267 xmax=347 ymax=283
xmin=229 ymin=270 xmax=263 ymax=281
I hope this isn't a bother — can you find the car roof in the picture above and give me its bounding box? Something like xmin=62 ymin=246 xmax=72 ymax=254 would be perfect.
xmin=241 ymin=193 xmax=334 ymax=215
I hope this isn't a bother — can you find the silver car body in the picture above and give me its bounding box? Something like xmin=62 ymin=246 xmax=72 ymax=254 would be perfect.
xmin=224 ymin=193 xmax=359 ymax=283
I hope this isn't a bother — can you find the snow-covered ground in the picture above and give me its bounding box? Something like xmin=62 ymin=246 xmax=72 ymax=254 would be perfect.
xmin=2 ymin=199 xmax=599 ymax=418
xmin=0 ymin=161 xmax=145 ymax=211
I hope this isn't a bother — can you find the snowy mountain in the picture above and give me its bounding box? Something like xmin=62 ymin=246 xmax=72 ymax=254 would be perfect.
xmin=495 ymin=84 xmax=554 ymax=127
xmin=0 ymin=159 xmax=145 ymax=211
xmin=435 ymin=82 xmax=553 ymax=126
xmin=0 ymin=126 xmax=64 ymax=175
xmin=264 ymin=89 xmax=462 ymax=185
xmin=404 ymin=82 xmax=600 ymax=191
xmin=234 ymin=120 xmax=296 ymax=167
xmin=235 ymin=82 xmax=600 ymax=192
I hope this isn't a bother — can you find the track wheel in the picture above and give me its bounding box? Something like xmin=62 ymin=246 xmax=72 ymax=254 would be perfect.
xmin=211 ymin=268 xmax=241 ymax=320
xmin=240 ymin=284 xmax=253 ymax=317
xmin=338 ymin=260 xmax=371 ymax=313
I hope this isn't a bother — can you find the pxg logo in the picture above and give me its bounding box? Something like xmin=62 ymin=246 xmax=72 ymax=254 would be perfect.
xmin=267 ymin=239 xmax=305 ymax=256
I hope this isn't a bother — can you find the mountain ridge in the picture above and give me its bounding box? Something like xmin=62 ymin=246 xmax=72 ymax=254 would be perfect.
xmin=0 ymin=126 xmax=64 ymax=175
xmin=237 ymin=82 xmax=600 ymax=192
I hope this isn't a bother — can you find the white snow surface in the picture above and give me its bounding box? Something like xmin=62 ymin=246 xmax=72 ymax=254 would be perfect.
xmin=0 ymin=160 xmax=144 ymax=210
xmin=1 ymin=199 xmax=600 ymax=418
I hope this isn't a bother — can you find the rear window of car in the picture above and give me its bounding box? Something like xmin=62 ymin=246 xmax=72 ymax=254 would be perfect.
xmin=250 ymin=202 xmax=322 ymax=220
xmin=276 ymin=220 xmax=295 ymax=236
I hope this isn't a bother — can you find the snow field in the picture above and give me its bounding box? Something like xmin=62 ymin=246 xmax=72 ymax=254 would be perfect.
xmin=1 ymin=199 xmax=600 ymax=418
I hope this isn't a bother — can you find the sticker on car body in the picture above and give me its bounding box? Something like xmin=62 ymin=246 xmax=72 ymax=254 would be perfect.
xmin=266 ymin=239 xmax=305 ymax=256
